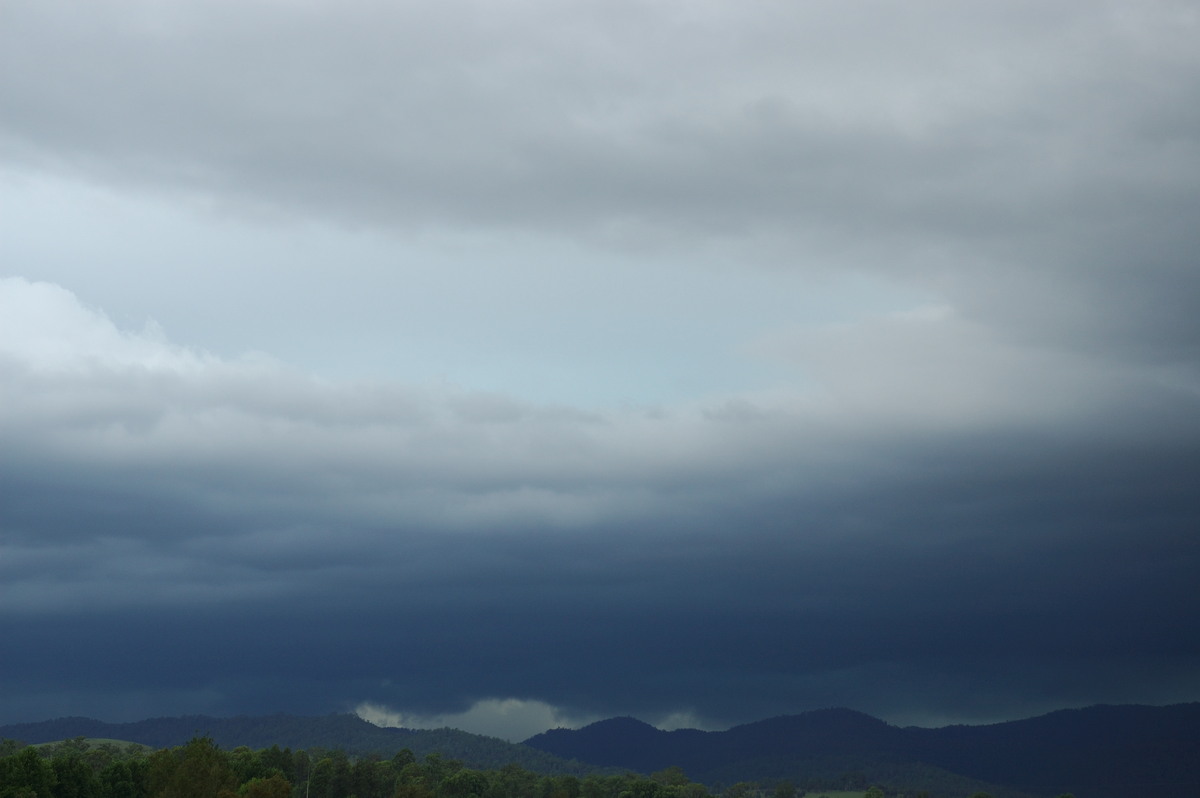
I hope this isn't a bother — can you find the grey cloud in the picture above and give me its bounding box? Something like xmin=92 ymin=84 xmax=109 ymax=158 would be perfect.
xmin=0 ymin=2 xmax=1192 ymax=237
xmin=4 ymin=0 xmax=1197 ymax=376
xmin=3 ymin=0 xmax=1198 ymax=384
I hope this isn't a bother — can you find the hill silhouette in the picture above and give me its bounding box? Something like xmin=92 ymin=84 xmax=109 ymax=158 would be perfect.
xmin=0 ymin=713 xmax=592 ymax=774
xmin=523 ymin=703 xmax=1200 ymax=798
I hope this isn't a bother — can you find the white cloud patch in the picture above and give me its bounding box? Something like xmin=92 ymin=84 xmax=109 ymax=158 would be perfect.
xmin=651 ymin=710 xmax=722 ymax=732
xmin=355 ymin=698 xmax=720 ymax=741
xmin=356 ymin=698 xmax=600 ymax=743
xmin=0 ymin=276 xmax=215 ymax=373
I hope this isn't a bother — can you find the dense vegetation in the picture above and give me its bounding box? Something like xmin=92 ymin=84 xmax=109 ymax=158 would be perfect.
xmin=0 ymin=737 xmax=1060 ymax=798
xmin=0 ymin=717 xmax=585 ymax=775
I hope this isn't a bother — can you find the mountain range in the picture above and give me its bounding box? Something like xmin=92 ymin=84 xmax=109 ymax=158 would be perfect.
xmin=4 ymin=704 xmax=1199 ymax=798
xmin=524 ymin=704 xmax=1200 ymax=798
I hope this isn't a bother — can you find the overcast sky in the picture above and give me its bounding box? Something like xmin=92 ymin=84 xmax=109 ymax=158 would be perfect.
xmin=2 ymin=0 xmax=1199 ymax=743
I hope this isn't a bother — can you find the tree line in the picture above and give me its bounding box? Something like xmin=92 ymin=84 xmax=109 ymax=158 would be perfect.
xmin=7 ymin=738 xmax=710 ymax=798
xmin=0 ymin=737 xmax=1073 ymax=798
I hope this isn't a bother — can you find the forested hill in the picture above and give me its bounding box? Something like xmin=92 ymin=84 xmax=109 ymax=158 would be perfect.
xmin=0 ymin=713 xmax=592 ymax=774
xmin=523 ymin=704 xmax=1200 ymax=798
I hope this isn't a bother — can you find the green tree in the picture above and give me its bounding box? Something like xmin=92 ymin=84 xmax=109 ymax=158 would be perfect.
xmin=444 ymin=770 xmax=489 ymax=798
xmin=256 ymin=748 xmax=294 ymax=784
xmin=307 ymin=755 xmax=354 ymax=798
xmin=394 ymin=781 xmax=434 ymax=798
xmin=489 ymin=764 xmax=538 ymax=798
xmin=0 ymin=740 xmax=27 ymax=758
xmin=98 ymin=760 xmax=146 ymax=798
xmin=650 ymin=770 xmax=687 ymax=789
xmin=154 ymin=738 xmax=236 ymax=798
xmin=350 ymin=757 xmax=393 ymax=798
xmin=51 ymin=750 xmax=101 ymax=798
xmin=84 ymin=745 xmax=125 ymax=778
xmin=619 ymin=777 xmax=659 ymax=798
xmin=0 ymin=746 xmax=58 ymax=798
xmin=421 ymin=752 xmax=461 ymax=787
xmin=228 ymin=748 xmax=265 ymax=786
xmin=550 ymin=776 xmax=580 ymax=798
xmin=576 ymin=775 xmax=607 ymax=798
xmin=238 ymin=775 xmax=291 ymax=798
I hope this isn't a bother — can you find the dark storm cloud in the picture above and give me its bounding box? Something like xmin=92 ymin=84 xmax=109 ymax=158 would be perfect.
xmin=2 ymin=290 xmax=1198 ymax=727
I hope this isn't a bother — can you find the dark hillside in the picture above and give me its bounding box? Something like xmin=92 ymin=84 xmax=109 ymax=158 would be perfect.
xmin=527 ymin=717 xmax=712 ymax=775
xmin=722 ymin=709 xmax=903 ymax=757
xmin=523 ymin=703 xmax=1200 ymax=798
xmin=0 ymin=713 xmax=592 ymax=774
xmin=907 ymin=703 xmax=1200 ymax=798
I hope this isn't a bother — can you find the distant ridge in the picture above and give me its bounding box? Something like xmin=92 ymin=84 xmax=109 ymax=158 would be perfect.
xmin=524 ymin=703 xmax=1200 ymax=798
xmin=0 ymin=713 xmax=592 ymax=775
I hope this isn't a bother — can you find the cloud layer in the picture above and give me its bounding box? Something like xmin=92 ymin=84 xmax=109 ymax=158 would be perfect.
xmin=1 ymin=0 xmax=1199 ymax=739
xmin=3 ymin=272 xmax=1197 ymax=732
